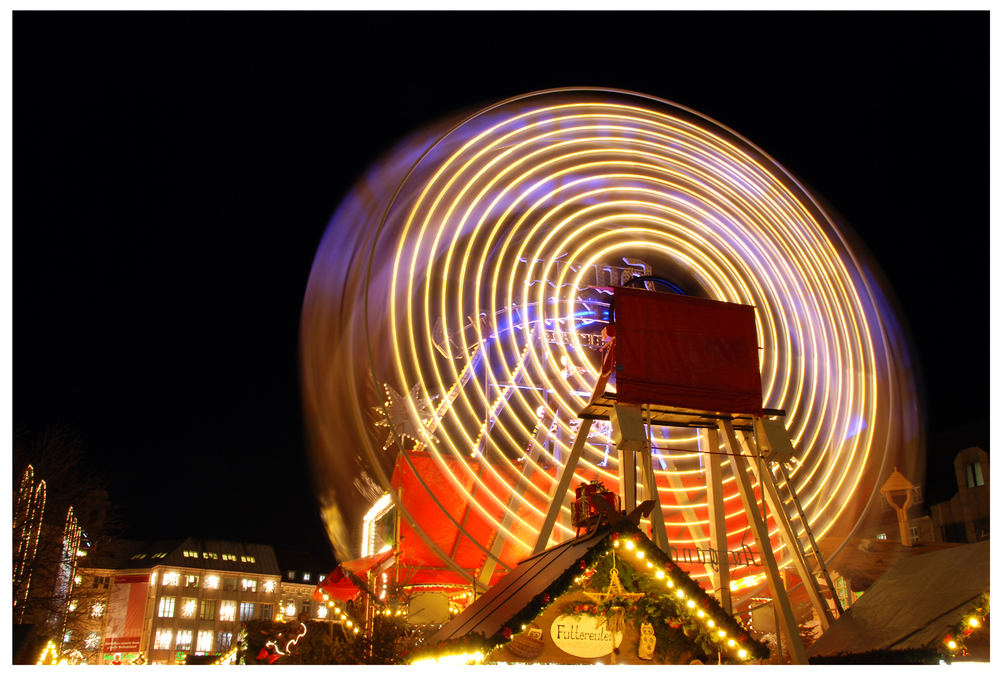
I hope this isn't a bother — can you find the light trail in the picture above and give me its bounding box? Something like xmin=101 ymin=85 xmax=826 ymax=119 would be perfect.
xmin=301 ymin=88 xmax=922 ymax=589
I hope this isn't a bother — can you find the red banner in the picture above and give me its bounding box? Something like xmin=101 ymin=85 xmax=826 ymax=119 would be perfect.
xmin=103 ymin=574 xmax=149 ymax=653
xmin=613 ymin=288 xmax=762 ymax=414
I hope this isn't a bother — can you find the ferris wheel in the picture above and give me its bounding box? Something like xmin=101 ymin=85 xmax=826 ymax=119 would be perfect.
xmin=301 ymin=88 xmax=921 ymax=600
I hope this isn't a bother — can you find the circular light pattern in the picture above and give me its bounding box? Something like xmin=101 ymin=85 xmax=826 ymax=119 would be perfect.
xmin=301 ymin=89 xmax=921 ymax=591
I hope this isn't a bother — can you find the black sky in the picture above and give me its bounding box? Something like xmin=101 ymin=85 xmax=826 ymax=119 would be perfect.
xmin=13 ymin=11 xmax=988 ymax=564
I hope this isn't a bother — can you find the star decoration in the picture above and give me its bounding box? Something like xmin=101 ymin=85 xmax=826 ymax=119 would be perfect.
xmin=374 ymin=383 xmax=438 ymax=451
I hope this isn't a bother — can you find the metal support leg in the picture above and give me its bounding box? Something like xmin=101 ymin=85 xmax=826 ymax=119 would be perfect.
xmin=776 ymin=462 xmax=845 ymax=617
xmin=705 ymin=429 xmax=732 ymax=614
xmin=638 ymin=445 xmax=670 ymax=553
xmin=718 ymin=420 xmax=808 ymax=664
xmin=740 ymin=431 xmax=835 ymax=631
xmin=619 ymin=446 xmax=637 ymax=513
xmin=533 ymin=418 xmax=592 ymax=554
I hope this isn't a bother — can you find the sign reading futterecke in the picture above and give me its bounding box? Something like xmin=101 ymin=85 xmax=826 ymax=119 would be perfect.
xmin=550 ymin=614 xmax=624 ymax=658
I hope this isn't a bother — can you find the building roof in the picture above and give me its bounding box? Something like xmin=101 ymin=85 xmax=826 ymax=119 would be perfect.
xmin=82 ymin=537 xmax=280 ymax=575
xmin=428 ymin=519 xmax=613 ymax=644
xmin=808 ymin=541 xmax=989 ymax=657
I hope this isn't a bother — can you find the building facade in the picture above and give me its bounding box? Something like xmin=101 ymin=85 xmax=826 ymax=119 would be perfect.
xmin=931 ymin=447 xmax=990 ymax=543
xmin=73 ymin=538 xmax=334 ymax=664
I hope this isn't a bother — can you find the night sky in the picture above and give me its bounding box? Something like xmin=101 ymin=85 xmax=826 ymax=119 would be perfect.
xmin=13 ymin=11 xmax=988 ymax=565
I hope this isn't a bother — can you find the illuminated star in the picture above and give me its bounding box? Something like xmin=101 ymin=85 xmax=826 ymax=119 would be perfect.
xmin=374 ymin=383 xmax=438 ymax=451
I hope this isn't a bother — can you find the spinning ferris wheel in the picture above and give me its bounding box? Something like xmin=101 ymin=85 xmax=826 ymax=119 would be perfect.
xmin=300 ymin=88 xmax=921 ymax=607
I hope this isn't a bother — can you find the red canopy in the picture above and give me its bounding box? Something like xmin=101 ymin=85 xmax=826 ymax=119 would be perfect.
xmin=313 ymin=549 xmax=397 ymax=603
xmin=391 ymin=451 xmax=554 ymax=590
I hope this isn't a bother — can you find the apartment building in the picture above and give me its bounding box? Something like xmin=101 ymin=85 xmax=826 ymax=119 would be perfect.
xmin=74 ymin=538 xmax=332 ymax=664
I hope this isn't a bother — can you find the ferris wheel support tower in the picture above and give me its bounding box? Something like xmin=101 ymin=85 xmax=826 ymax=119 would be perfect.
xmin=531 ymin=286 xmax=844 ymax=664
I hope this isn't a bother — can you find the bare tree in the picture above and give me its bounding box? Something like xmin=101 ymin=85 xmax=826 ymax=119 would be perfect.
xmin=13 ymin=428 xmax=119 ymax=657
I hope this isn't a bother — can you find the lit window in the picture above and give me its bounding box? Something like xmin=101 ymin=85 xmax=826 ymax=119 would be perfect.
xmin=91 ymin=602 xmax=105 ymax=618
xmin=131 ymin=553 xmax=146 ymax=560
xmin=199 ymin=599 xmax=216 ymax=620
xmin=966 ymin=461 xmax=985 ymax=488
xmin=240 ymin=555 xmax=256 ymax=563
xmin=239 ymin=602 xmax=255 ymax=621
xmin=219 ymin=600 xmax=237 ymax=621
xmin=185 ymin=575 xmax=199 ymax=588
xmin=222 ymin=554 xmax=237 ymax=562
xmin=303 ymin=572 xmax=311 ymax=582
xmin=181 ymin=599 xmax=198 ymax=618
xmin=196 ymin=630 xmax=213 ymax=653
xmin=183 ymin=550 xmax=199 ymax=558
xmin=73 ymin=575 xmax=82 ymax=585
xmin=317 ymin=605 xmax=328 ymax=619
xmin=68 ymin=600 xmax=78 ymax=612
xmin=284 ymin=602 xmax=296 ymax=617
xmin=153 ymin=552 xmax=168 ymax=559
xmin=85 ymin=632 xmax=100 ymax=650
xmin=875 ymin=533 xmax=887 ymax=541
xmin=63 ymin=630 xmax=73 ymax=644
xmin=154 ymin=628 xmax=173 ymax=650
xmin=262 ymin=580 xmax=275 ymax=593
xmin=203 ymin=552 xmax=218 ymax=560
xmin=287 ymin=570 xmax=295 ymax=580
xmin=242 ymin=578 xmax=257 ymax=592
xmin=216 ymin=632 xmax=233 ymax=651
xmin=175 ymin=629 xmax=193 ymax=651
xmin=318 ymin=575 xmax=326 ymax=582
xmin=204 ymin=575 xmax=220 ymax=590
xmin=162 ymin=571 xmax=180 ymax=587
xmin=910 ymin=526 xmax=921 ymax=542
xmin=258 ymin=604 xmax=273 ymax=620
xmin=158 ymin=597 xmax=176 ymax=618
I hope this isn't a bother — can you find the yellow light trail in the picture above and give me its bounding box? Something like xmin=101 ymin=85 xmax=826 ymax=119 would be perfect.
xmin=302 ymin=88 xmax=921 ymax=587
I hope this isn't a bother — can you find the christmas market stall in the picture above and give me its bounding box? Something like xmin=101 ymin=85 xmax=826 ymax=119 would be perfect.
xmin=411 ymin=499 xmax=768 ymax=665
xmin=807 ymin=540 xmax=989 ymax=664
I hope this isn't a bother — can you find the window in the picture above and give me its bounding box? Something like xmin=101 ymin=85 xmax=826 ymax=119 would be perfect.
xmin=183 ymin=550 xmax=199 ymax=558
xmin=284 ymin=602 xmax=296 ymax=618
xmin=222 ymin=553 xmax=237 ymax=562
xmin=216 ymin=632 xmax=233 ymax=651
xmin=68 ymin=600 xmax=77 ymax=612
xmin=196 ymin=630 xmax=213 ymax=653
xmin=153 ymin=552 xmax=168 ymax=559
xmin=175 ymin=629 xmax=193 ymax=651
xmin=287 ymin=570 xmax=295 ymax=580
xmin=263 ymin=580 xmax=275 ymax=593
xmin=199 ymin=599 xmax=216 ymax=621
xmin=162 ymin=571 xmax=180 ymax=587
xmin=92 ymin=576 xmax=110 ymax=590
xmin=966 ymin=462 xmax=985 ymax=488
xmin=63 ymin=630 xmax=73 ymax=644
xmin=154 ymin=628 xmax=173 ymax=650
xmin=301 ymin=604 xmax=310 ymax=620
xmin=181 ymin=599 xmax=198 ymax=618
xmin=319 ymin=575 xmax=326 ymax=582
xmin=158 ymin=597 xmax=176 ymax=618
xmin=91 ymin=602 xmax=105 ymax=618
xmin=317 ymin=605 xmax=328 ymax=619
xmin=223 ymin=577 xmax=237 ymax=591
xmin=239 ymin=602 xmax=255 ymax=621
xmin=303 ymin=572 xmax=311 ymax=582
xmin=185 ymin=575 xmax=200 ymax=589
xmin=131 ymin=553 xmax=147 ymax=560
xmin=875 ymin=533 xmax=887 ymax=541
xmin=240 ymin=555 xmax=256 ymax=563
xmin=257 ymin=604 xmax=273 ymax=620
xmin=203 ymin=552 xmax=218 ymax=560
xmin=219 ymin=600 xmax=237 ymax=621
xmin=204 ymin=575 xmax=220 ymax=590
xmin=910 ymin=525 xmax=920 ymax=542
xmin=85 ymin=632 xmax=100 ymax=650
xmin=242 ymin=578 xmax=257 ymax=592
